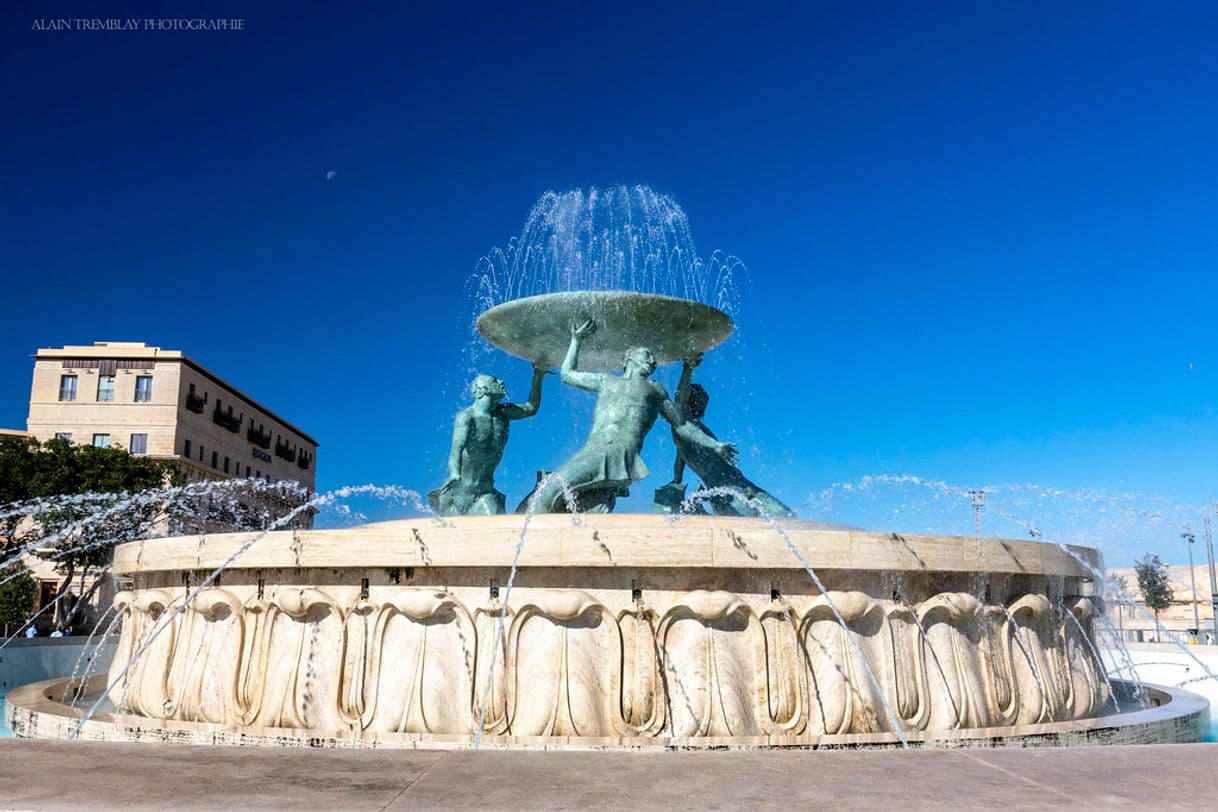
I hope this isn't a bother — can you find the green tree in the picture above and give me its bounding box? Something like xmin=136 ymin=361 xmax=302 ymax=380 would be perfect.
xmin=1133 ymin=553 xmax=1174 ymax=625
xmin=0 ymin=435 xmax=183 ymax=628
xmin=0 ymin=566 xmax=37 ymax=630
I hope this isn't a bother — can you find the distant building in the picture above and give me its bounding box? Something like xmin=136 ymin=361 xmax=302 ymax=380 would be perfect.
xmin=25 ymin=341 xmax=317 ymax=490
xmin=16 ymin=342 xmax=320 ymax=629
xmin=1107 ymin=564 xmax=1217 ymax=645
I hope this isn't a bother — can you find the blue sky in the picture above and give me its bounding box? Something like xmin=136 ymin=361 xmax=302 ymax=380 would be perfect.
xmin=1 ymin=2 xmax=1215 ymax=563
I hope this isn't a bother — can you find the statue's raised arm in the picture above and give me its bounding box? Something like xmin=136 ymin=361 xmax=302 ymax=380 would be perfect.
xmin=674 ymin=352 xmax=701 ymax=414
xmin=560 ymin=319 xmax=604 ymax=392
xmin=672 ymin=353 xmax=702 ymax=483
xmin=659 ymin=389 xmax=737 ymax=465
xmin=499 ymin=363 xmax=550 ymax=420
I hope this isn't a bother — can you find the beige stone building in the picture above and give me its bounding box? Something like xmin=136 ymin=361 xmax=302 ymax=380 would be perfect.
xmin=14 ymin=342 xmax=319 ymax=630
xmin=1107 ymin=563 xmax=1218 ymax=645
xmin=25 ymin=342 xmax=317 ymax=490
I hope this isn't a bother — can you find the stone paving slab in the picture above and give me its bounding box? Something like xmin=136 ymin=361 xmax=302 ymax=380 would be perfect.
xmin=0 ymin=740 xmax=1213 ymax=811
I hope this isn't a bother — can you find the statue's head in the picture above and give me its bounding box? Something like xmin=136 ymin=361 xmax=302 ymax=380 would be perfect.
xmin=622 ymin=346 xmax=657 ymax=378
xmin=470 ymin=374 xmax=506 ymax=402
xmin=686 ymin=383 xmax=710 ymax=419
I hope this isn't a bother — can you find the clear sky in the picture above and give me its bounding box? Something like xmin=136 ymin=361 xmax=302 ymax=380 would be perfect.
xmin=2 ymin=2 xmax=1215 ymax=564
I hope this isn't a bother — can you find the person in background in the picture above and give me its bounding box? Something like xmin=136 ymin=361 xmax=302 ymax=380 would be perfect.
xmin=23 ymin=625 xmax=37 ymax=638
xmin=49 ymin=626 xmax=64 ymax=638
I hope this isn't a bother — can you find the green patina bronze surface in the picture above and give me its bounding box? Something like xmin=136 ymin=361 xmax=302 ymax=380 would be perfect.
xmin=442 ymin=291 xmax=788 ymax=515
xmin=665 ymin=355 xmax=795 ymax=518
xmin=518 ymin=318 xmax=737 ymax=513
xmin=476 ymin=291 xmax=734 ymax=371
xmin=429 ymin=365 xmax=547 ymax=515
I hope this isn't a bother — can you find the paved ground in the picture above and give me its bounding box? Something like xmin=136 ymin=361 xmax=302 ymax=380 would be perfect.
xmin=0 ymin=740 xmax=1213 ymax=810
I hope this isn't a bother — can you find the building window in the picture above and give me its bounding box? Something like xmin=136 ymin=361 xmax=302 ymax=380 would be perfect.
xmin=130 ymin=433 xmax=148 ymax=454
xmin=184 ymin=439 xmax=192 ymax=458
xmin=223 ymin=456 xmax=230 ymax=474
xmin=211 ymin=451 xmax=218 ymax=469
xmin=134 ymin=375 xmax=153 ymax=402
xmin=97 ymin=375 xmax=116 ymax=402
xmin=246 ymin=465 xmax=251 ymax=478
xmin=54 ymin=432 xmax=72 ymax=443
xmin=92 ymin=433 xmax=110 ymax=448
xmin=199 ymin=445 xmax=204 ymax=462
xmin=58 ymin=375 xmax=77 ymax=402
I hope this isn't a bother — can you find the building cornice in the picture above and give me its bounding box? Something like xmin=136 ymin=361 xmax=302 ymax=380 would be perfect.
xmin=35 ymin=345 xmax=319 ymax=447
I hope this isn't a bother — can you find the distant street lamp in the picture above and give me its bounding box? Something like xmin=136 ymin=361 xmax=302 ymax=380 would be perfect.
xmin=1183 ymin=530 xmax=1200 ymax=640
xmin=1206 ymin=514 xmax=1218 ymax=642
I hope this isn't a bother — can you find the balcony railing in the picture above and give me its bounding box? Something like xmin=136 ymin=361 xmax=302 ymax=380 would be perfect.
xmin=247 ymin=425 xmax=272 ymax=449
xmin=212 ymin=406 xmax=242 ymax=433
xmin=185 ymin=392 xmax=206 ymax=414
xmin=275 ymin=440 xmax=297 ymax=462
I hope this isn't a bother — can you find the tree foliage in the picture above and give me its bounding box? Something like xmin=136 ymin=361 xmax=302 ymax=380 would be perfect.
xmin=1133 ymin=553 xmax=1174 ymax=620
xmin=0 ymin=566 xmax=37 ymax=626
xmin=0 ymin=436 xmax=184 ymax=622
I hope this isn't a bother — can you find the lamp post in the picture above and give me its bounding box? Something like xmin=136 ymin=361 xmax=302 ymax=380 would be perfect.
xmin=1183 ymin=530 xmax=1200 ymax=641
xmin=1205 ymin=514 xmax=1218 ymax=643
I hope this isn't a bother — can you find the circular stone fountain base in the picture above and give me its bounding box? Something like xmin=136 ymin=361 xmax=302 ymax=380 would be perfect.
xmin=7 ymin=677 xmax=1207 ymax=750
xmin=10 ymin=515 xmax=1198 ymax=749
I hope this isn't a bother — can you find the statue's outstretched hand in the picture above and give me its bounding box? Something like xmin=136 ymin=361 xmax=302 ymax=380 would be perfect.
xmin=716 ymin=442 xmax=739 ymax=465
xmin=572 ymin=319 xmax=598 ymax=341
xmin=532 ymin=361 xmax=555 ymax=376
xmin=685 ymin=351 xmax=704 ymax=369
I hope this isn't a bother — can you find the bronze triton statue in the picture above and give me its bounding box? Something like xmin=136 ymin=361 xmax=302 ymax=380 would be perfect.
xmin=430 ymin=365 xmax=548 ymax=515
xmin=518 ymin=319 xmax=737 ymax=513
xmin=662 ymin=354 xmax=795 ymax=518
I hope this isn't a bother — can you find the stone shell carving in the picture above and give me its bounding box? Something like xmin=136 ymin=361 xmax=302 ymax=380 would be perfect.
xmin=109 ymin=585 xmax=1110 ymax=742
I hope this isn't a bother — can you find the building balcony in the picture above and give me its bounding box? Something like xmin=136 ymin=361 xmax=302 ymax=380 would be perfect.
xmin=185 ymin=392 xmax=206 ymax=414
xmin=247 ymin=425 xmax=273 ymax=449
xmin=297 ymin=450 xmax=312 ymax=470
xmin=275 ymin=440 xmax=297 ymax=462
xmin=212 ymin=406 xmax=242 ymax=433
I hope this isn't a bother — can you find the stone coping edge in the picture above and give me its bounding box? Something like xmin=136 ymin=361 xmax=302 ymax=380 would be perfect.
xmin=112 ymin=516 xmax=1102 ymax=578
xmin=7 ymin=677 xmax=1205 ymax=751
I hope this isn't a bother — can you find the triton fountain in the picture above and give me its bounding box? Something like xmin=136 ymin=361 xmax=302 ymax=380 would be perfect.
xmin=4 ymin=186 xmax=1208 ymax=749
